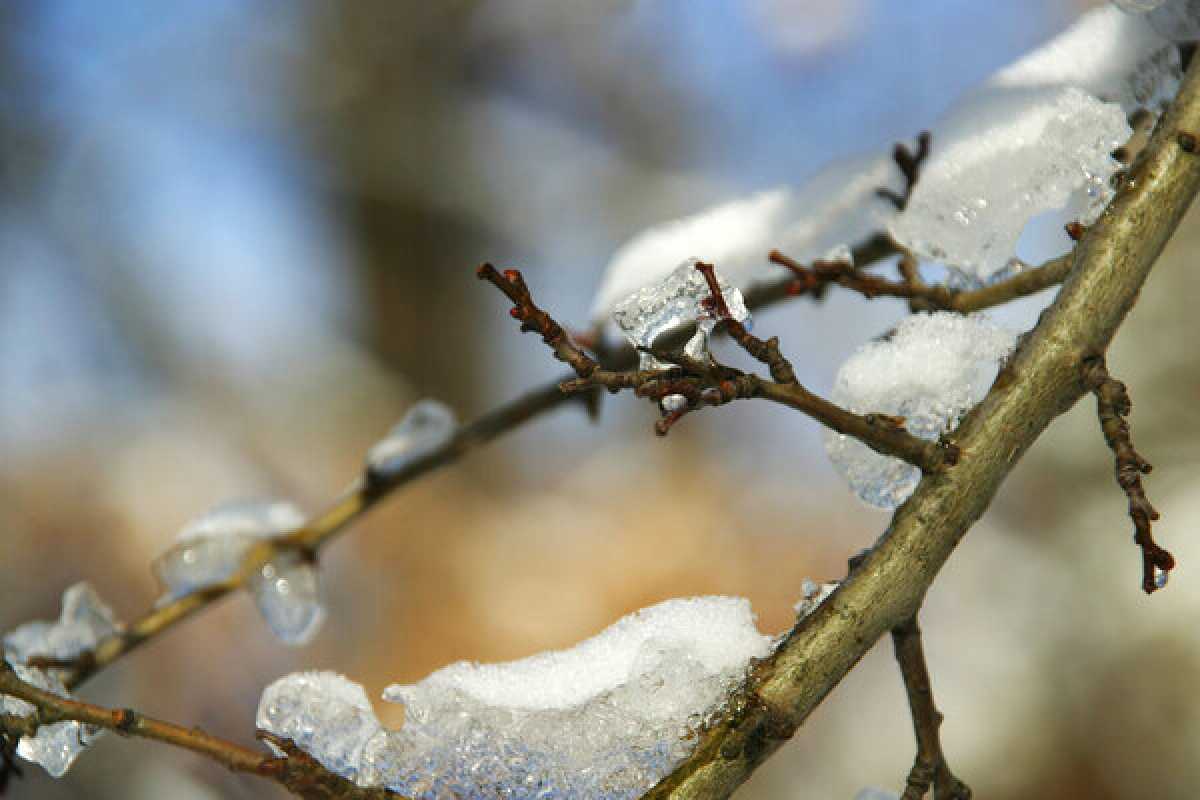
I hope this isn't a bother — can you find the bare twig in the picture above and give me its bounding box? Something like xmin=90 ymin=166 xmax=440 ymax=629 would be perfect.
xmin=1084 ymin=357 xmax=1174 ymax=593
xmin=891 ymin=617 xmax=970 ymax=800
xmin=769 ymin=250 xmax=1073 ymax=314
xmin=878 ymin=131 xmax=933 ymax=211
xmin=0 ymin=661 xmax=403 ymax=799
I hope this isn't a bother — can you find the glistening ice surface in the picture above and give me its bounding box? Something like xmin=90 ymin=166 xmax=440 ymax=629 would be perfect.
xmin=257 ymin=596 xmax=773 ymax=798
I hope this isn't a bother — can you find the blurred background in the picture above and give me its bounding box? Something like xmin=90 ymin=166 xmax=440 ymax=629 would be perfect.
xmin=3 ymin=0 xmax=1197 ymax=798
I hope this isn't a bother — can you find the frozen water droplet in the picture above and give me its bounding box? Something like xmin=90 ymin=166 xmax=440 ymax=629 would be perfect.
xmin=611 ymin=259 xmax=750 ymax=370
xmin=1154 ymin=567 xmax=1170 ymax=589
xmin=660 ymin=394 xmax=688 ymax=413
xmin=250 ymin=550 xmax=325 ymax=646
xmin=367 ymin=400 xmax=457 ymax=479
xmin=825 ymin=313 xmax=1016 ymax=509
xmin=794 ymin=580 xmax=837 ymax=617
xmin=153 ymin=500 xmax=305 ymax=602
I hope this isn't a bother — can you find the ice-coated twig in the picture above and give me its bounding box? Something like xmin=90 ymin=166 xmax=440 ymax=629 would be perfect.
xmin=877 ymin=131 xmax=933 ymax=211
xmin=0 ymin=660 xmax=405 ymax=799
xmin=1084 ymin=356 xmax=1174 ymax=593
xmin=483 ymin=260 xmax=955 ymax=472
xmin=890 ymin=617 xmax=971 ymax=800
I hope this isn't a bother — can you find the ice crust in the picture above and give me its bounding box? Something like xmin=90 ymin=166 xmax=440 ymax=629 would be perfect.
xmin=890 ymin=86 xmax=1129 ymax=282
xmin=611 ymin=259 xmax=750 ymax=370
xmin=257 ymin=597 xmax=772 ymax=798
xmin=153 ymin=500 xmax=323 ymax=645
xmin=2 ymin=583 xmax=119 ymax=777
xmin=366 ymin=400 xmax=457 ymax=479
xmin=590 ymin=153 xmax=901 ymax=320
xmin=825 ymin=313 xmax=1016 ymax=509
xmin=891 ymin=6 xmax=1193 ymax=282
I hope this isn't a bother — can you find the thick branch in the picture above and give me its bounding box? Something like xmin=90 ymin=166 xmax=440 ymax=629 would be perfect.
xmin=643 ymin=50 xmax=1200 ymax=800
xmin=891 ymin=617 xmax=969 ymax=800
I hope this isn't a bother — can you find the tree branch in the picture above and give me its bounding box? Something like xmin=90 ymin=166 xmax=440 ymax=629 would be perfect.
xmin=891 ymin=617 xmax=969 ymax=800
xmin=0 ymin=661 xmax=404 ymax=799
xmin=642 ymin=50 xmax=1200 ymax=800
xmin=1084 ymin=356 xmax=1173 ymax=593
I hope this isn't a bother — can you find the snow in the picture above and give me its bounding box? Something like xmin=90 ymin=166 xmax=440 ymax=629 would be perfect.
xmin=989 ymin=7 xmax=1181 ymax=113
xmin=825 ymin=313 xmax=1016 ymax=509
xmin=258 ymin=596 xmax=772 ymax=798
xmin=590 ymin=152 xmax=901 ymax=321
xmin=794 ymin=579 xmax=838 ymax=618
xmin=2 ymin=583 xmax=119 ymax=777
xmin=366 ymin=400 xmax=457 ymax=479
xmin=611 ymin=259 xmax=750 ymax=371
xmin=153 ymin=500 xmax=324 ymax=645
xmin=1148 ymin=0 xmax=1200 ymax=40
xmin=890 ymin=87 xmax=1129 ymax=283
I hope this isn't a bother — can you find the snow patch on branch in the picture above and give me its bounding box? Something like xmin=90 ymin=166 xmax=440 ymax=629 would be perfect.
xmin=257 ymin=596 xmax=772 ymax=799
xmin=826 ymin=313 xmax=1016 ymax=509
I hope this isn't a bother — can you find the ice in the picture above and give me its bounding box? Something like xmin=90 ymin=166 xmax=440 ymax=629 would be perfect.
xmin=257 ymin=596 xmax=771 ymax=798
xmin=854 ymin=789 xmax=900 ymax=800
xmin=590 ymin=152 xmax=902 ymax=320
xmin=890 ymin=87 xmax=1129 ymax=282
xmin=1114 ymin=0 xmax=1170 ymax=9
xmin=3 ymin=582 xmax=119 ymax=665
xmin=794 ymin=580 xmax=838 ymax=618
xmin=256 ymin=671 xmax=384 ymax=784
xmin=988 ymin=7 xmax=1181 ymax=113
xmin=611 ymin=259 xmax=750 ymax=370
xmin=366 ymin=400 xmax=457 ymax=480
xmin=825 ymin=313 xmax=1016 ymax=509
xmin=248 ymin=550 xmax=325 ymax=646
xmin=154 ymin=500 xmax=306 ymax=599
xmin=1148 ymin=0 xmax=1200 ymax=41
xmin=1 ymin=584 xmax=118 ymax=778
xmin=153 ymin=500 xmax=324 ymax=645
xmin=660 ymin=394 xmax=688 ymax=413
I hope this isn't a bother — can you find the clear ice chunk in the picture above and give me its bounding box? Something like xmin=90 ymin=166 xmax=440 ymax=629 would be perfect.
xmin=590 ymin=152 xmax=902 ymax=320
xmin=611 ymin=259 xmax=750 ymax=370
xmin=366 ymin=400 xmax=457 ymax=480
xmin=825 ymin=313 xmax=1016 ymax=509
xmin=890 ymin=87 xmax=1130 ymax=282
xmin=256 ymin=671 xmax=384 ymax=784
xmin=256 ymin=596 xmax=772 ymax=798
xmin=2 ymin=584 xmax=119 ymax=777
xmin=2 ymin=664 xmax=100 ymax=778
xmin=3 ymin=582 xmax=119 ymax=665
xmin=249 ymin=550 xmax=325 ymax=646
xmin=153 ymin=500 xmax=306 ymax=601
xmin=660 ymin=394 xmax=688 ymax=413
xmin=152 ymin=500 xmax=324 ymax=645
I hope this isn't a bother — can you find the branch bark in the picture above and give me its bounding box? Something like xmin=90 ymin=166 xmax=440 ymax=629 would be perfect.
xmin=642 ymin=54 xmax=1200 ymax=800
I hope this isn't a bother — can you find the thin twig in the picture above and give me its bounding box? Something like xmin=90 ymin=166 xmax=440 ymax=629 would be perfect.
xmin=0 ymin=661 xmax=404 ymax=799
xmin=891 ymin=617 xmax=970 ymax=800
xmin=1084 ymin=356 xmax=1174 ymax=593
